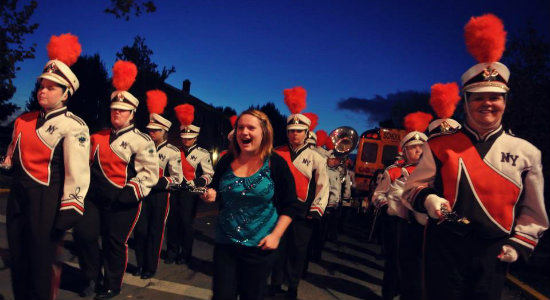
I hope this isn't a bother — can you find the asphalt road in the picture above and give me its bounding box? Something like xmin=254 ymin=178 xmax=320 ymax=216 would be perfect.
xmin=0 ymin=195 xmax=545 ymax=300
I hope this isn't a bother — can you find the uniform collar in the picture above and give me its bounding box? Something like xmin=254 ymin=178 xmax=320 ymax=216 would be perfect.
xmin=157 ymin=140 xmax=168 ymax=151
xmin=40 ymin=106 xmax=67 ymax=120
xmin=464 ymin=123 xmax=503 ymax=142
xmin=289 ymin=142 xmax=309 ymax=154
xmin=111 ymin=124 xmax=134 ymax=138
xmin=183 ymin=144 xmax=197 ymax=155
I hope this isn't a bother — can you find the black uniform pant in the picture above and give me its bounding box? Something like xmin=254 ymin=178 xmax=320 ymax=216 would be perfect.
xmin=7 ymin=183 xmax=64 ymax=300
xmin=212 ymin=243 xmax=277 ymax=300
xmin=397 ymin=218 xmax=424 ymax=300
xmin=382 ymin=214 xmax=400 ymax=300
xmin=271 ymin=218 xmax=314 ymax=290
xmin=424 ymin=221 xmax=508 ymax=300
xmin=134 ymin=191 xmax=170 ymax=273
xmin=309 ymin=207 xmax=340 ymax=263
xmin=166 ymin=191 xmax=198 ymax=261
xmin=73 ymin=199 xmax=141 ymax=291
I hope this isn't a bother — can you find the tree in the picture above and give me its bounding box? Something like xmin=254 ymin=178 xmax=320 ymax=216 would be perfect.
xmin=116 ymin=36 xmax=175 ymax=83
xmin=248 ymin=102 xmax=287 ymax=147
xmin=0 ymin=0 xmax=38 ymax=121
xmin=213 ymin=105 xmax=237 ymax=118
xmin=116 ymin=35 xmax=176 ymax=129
xmin=104 ymin=0 xmax=156 ymax=20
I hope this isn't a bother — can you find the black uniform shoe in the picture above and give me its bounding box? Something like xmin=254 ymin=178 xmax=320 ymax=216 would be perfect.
xmin=269 ymin=285 xmax=285 ymax=296
xmin=176 ymin=257 xmax=186 ymax=265
xmin=80 ymin=280 xmax=101 ymax=298
xmin=164 ymin=257 xmax=175 ymax=264
xmin=132 ymin=268 xmax=142 ymax=276
xmin=285 ymin=287 xmax=298 ymax=300
xmin=94 ymin=289 xmax=120 ymax=300
xmin=140 ymin=271 xmax=155 ymax=279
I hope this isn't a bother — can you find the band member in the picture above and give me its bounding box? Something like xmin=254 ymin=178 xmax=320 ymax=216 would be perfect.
xmin=133 ymin=90 xmax=182 ymax=279
xmin=1 ymin=33 xmax=90 ymax=300
xmin=73 ymin=61 xmax=159 ymax=299
xmin=220 ymin=114 xmax=237 ymax=158
xmin=165 ymin=104 xmax=214 ymax=266
xmin=404 ymin=14 xmax=548 ymax=300
xmin=270 ymin=86 xmax=329 ymax=300
xmin=373 ymin=112 xmax=430 ymax=300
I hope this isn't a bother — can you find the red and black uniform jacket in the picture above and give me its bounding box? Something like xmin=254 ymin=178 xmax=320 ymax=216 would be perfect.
xmin=89 ymin=125 xmax=159 ymax=206
xmin=274 ymin=143 xmax=329 ymax=219
xmin=179 ymin=144 xmax=214 ymax=187
xmin=6 ymin=107 xmax=90 ymax=229
xmin=404 ymin=125 xmax=548 ymax=260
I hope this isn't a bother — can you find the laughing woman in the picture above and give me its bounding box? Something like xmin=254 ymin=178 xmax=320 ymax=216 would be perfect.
xmin=200 ymin=109 xmax=300 ymax=300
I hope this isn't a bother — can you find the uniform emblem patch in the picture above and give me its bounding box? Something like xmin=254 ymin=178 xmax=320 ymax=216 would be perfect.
xmin=75 ymin=132 xmax=89 ymax=147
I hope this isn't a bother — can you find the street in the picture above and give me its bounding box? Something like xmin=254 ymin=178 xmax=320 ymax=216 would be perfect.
xmin=0 ymin=195 xmax=542 ymax=300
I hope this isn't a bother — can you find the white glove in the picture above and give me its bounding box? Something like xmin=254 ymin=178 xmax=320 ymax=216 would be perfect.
xmin=424 ymin=194 xmax=450 ymax=219
xmin=186 ymin=180 xmax=195 ymax=188
xmin=498 ymin=245 xmax=518 ymax=263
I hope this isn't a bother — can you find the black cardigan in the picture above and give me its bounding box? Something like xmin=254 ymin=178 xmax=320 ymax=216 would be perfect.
xmin=210 ymin=152 xmax=302 ymax=220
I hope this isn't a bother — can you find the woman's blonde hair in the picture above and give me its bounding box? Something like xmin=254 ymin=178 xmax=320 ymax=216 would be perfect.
xmin=229 ymin=109 xmax=273 ymax=160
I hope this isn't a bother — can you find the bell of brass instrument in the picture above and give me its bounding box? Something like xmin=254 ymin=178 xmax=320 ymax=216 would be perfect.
xmin=329 ymin=126 xmax=359 ymax=157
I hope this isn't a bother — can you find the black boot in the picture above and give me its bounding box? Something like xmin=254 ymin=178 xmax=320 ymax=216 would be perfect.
xmin=94 ymin=289 xmax=120 ymax=300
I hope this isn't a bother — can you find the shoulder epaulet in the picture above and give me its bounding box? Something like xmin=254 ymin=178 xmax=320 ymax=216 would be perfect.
xmin=135 ymin=130 xmax=153 ymax=142
xmin=65 ymin=111 xmax=87 ymax=127
xmin=167 ymin=144 xmax=180 ymax=152
xmin=196 ymin=147 xmax=210 ymax=154
xmin=386 ymin=163 xmax=402 ymax=170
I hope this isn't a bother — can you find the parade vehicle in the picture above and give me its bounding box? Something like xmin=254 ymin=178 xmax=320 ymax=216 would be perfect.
xmin=353 ymin=127 xmax=405 ymax=207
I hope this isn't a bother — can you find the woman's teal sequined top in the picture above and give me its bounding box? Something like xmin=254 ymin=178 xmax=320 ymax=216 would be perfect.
xmin=216 ymin=159 xmax=278 ymax=246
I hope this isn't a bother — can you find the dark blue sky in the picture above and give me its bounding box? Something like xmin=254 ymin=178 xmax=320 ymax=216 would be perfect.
xmin=10 ymin=0 xmax=549 ymax=133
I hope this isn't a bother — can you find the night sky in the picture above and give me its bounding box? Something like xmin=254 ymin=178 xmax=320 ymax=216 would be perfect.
xmin=9 ymin=0 xmax=550 ymax=134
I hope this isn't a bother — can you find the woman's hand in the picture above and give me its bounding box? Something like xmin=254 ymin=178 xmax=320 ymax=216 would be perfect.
xmin=200 ymin=188 xmax=216 ymax=203
xmin=257 ymin=233 xmax=280 ymax=250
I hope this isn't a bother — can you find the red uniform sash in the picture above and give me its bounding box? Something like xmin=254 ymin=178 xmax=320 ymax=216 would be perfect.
xmin=14 ymin=112 xmax=53 ymax=185
xmin=429 ymin=132 xmax=520 ymax=230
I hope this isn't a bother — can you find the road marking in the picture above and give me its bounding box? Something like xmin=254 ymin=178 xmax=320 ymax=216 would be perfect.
xmin=64 ymin=261 xmax=212 ymax=299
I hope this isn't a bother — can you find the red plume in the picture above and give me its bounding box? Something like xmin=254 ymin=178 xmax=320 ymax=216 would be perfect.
xmin=464 ymin=13 xmax=507 ymax=62
xmin=229 ymin=115 xmax=237 ymax=127
xmin=303 ymin=112 xmax=318 ymax=131
xmin=403 ymin=112 xmax=433 ymax=133
xmin=146 ymin=90 xmax=167 ymax=115
xmin=112 ymin=60 xmax=137 ymax=91
xmin=316 ymin=130 xmax=328 ymax=147
xmin=325 ymin=136 xmax=335 ymax=150
xmin=46 ymin=33 xmax=81 ymax=66
xmin=174 ymin=104 xmax=195 ymax=126
xmin=283 ymin=86 xmax=307 ymax=114
xmin=430 ymin=82 xmax=461 ymax=119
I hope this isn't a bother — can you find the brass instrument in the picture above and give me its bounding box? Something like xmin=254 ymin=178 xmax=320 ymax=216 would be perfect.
xmin=328 ymin=126 xmax=359 ymax=158
xmin=167 ymin=183 xmax=208 ymax=194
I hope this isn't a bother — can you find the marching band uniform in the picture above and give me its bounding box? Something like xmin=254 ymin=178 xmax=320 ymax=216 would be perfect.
xmin=74 ymin=61 xmax=159 ymax=299
xmin=271 ymin=88 xmax=329 ymax=299
xmin=3 ymin=34 xmax=90 ymax=300
xmin=133 ymin=91 xmax=182 ymax=279
xmin=373 ymin=115 xmax=429 ymax=300
xmin=403 ymin=14 xmax=548 ymax=300
xmin=166 ymin=104 xmax=214 ymax=265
